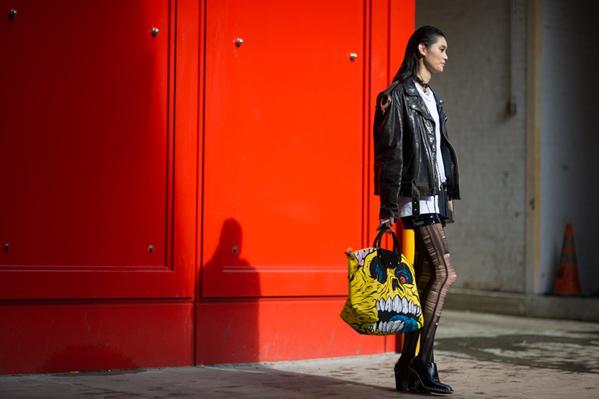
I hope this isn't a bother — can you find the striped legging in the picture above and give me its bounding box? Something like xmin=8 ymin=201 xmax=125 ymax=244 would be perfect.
xmin=399 ymin=222 xmax=457 ymax=365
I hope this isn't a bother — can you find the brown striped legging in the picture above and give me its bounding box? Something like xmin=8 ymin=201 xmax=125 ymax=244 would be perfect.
xmin=399 ymin=222 xmax=457 ymax=365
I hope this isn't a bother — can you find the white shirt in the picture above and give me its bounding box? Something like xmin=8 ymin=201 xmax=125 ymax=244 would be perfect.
xmin=398 ymin=82 xmax=446 ymax=217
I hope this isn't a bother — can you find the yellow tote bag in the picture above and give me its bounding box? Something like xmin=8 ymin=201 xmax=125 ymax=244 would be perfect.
xmin=341 ymin=227 xmax=423 ymax=335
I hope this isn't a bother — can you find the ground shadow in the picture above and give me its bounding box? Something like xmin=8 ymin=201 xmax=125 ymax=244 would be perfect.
xmin=435 ymin=333 xmax=599 ymax=373
xmin=0 ymin=363 xmax=411 ymax=399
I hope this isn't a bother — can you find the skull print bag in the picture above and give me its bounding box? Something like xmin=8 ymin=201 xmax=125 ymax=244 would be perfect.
xmin=340 ymin=227 xmax=423 ymax=335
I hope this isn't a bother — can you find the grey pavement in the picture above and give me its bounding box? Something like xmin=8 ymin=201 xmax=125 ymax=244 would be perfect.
xmin=1 ymin=310 xmax=598 ymax=398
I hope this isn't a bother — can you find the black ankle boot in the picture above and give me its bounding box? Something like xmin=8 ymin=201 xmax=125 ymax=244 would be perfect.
xmin=430 ymin=362 xmax=454 ymax=393
xmin=394 ymin=362 xmax=411 ymax=392
xmin=409 ymin=359 xmax=453 ymax=394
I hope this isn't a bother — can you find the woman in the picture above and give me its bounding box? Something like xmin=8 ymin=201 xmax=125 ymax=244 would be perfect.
xmin=374 ymin=26 xmax=459 ymax=394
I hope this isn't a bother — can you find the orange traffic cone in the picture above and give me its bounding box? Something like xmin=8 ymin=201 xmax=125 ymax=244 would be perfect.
xmin=553 ymin=223 xmax=581 ymax=295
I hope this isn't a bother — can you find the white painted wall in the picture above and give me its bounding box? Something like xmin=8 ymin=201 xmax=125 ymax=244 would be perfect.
xmin=416 ymin=0 xmax=599 ymax=296
xmin=416 ymin=0 xmax=528 ymax=292
xmin=539 ymin=0 xmax=599 ymax=295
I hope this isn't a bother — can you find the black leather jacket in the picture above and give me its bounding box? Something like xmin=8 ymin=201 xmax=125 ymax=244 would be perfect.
xmin=374 ymin=79 xmax=460 ymax=219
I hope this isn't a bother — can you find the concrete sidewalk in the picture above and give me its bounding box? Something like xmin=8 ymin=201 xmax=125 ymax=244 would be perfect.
xmin=1 ymin=310 xmax=598 ymax=398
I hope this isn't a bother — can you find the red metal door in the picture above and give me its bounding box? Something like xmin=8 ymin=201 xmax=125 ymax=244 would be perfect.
xmin=0 ymin=0 xmax=414 ymax=372
xmin=0 ymin=0 xmax=199 ymax=374
xmin=202 ymin=0 xmax=364 ymax=298
xmin=0 ymin=0 xmax=194 ymax=300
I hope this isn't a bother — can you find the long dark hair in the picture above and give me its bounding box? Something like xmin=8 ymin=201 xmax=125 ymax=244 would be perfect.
xmin=393 ymin=26 xmax=446 ymax=83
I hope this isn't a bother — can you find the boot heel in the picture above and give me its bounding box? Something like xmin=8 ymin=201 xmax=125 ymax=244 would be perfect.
xmin=408 ymin=367 xmax=427 ymax=393
xmin=394 ymin=367 xmax=410 ymax=392
xmin=409 ymin=361 xmax=453 ymax=394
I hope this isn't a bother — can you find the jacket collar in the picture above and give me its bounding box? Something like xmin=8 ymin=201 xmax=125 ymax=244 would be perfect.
xmin=404 ymin=80 xmax=434 ymax=123
xmin=403 ymin=79 xmax=445 ymax=121
xmin=404 ymin=79 xmax=420 ymax=97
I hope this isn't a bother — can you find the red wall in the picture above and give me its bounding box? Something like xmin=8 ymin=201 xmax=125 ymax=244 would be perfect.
xmin=0 ymin=0 xmax=414 ymax=373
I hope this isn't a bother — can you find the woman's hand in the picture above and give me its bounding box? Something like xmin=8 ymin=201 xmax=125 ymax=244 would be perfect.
xmin=378 ymin=217 xmax=396 ymax=231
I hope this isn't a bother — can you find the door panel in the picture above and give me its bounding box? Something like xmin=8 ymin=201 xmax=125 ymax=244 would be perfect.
xmin=0 ymin=301 xmax=194 ymax=374
xmin=202 ymin=0 xmax=364 ymax=297
xmin=196 ymin=298 xmax=385 ymax=364
xmin=0 ymin=0 xmax=169 ymax=267
xmin=0 ymin=0 xmax=196 ymax=299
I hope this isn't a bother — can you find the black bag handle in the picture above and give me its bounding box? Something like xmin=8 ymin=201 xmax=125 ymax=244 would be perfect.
xmin=372 ymin=226 xmax=401 ymax=254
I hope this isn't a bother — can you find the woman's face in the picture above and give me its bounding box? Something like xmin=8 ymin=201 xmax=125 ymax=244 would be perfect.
xmin=420 ymin=36 xmax=448 ymax=74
